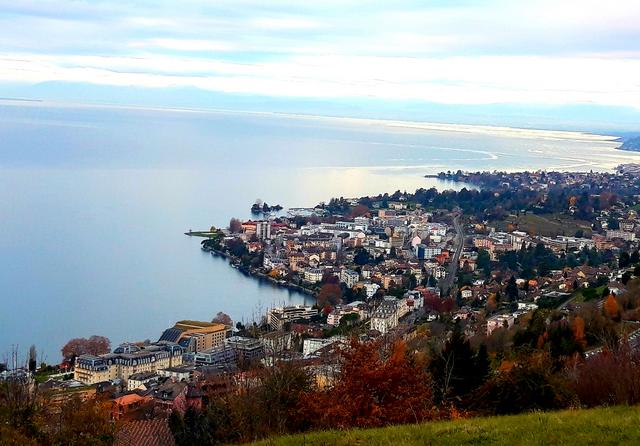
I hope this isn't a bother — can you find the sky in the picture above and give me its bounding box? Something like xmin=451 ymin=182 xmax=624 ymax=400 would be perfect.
xmin=1 ymin=0 xmax=640 ymax=129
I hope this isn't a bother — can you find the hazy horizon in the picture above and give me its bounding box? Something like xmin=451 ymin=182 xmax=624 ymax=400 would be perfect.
xmin=1 ymin=1 xmax=640 ymax=132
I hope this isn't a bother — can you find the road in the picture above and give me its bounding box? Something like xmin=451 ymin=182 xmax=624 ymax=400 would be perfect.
xmin=441 ymin=212 xmax=464 ymax=297
xmin=584 ymin=325 xmax=640 ymax=358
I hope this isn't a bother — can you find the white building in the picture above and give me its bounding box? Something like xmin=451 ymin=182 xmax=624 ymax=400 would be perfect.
xmin=340 ymin=269 xmax=360 ymax=288
xmin=486 ymin=314 xmax=515 ymax=335
xmin=303 ymin=337 xmax=344 ymax=357
xmin=303 ymin=267 xmax=324 ymax=283
xmin=267 ymin=306 xmax=317 ymax=330
xmin=606 ymin=230 xmax=635 ymax=241
xmin=255 ymin=220 xmax=272 ymax=240
xmin=370 ymin=298 xmax=399 ymax=335
xmin=363 ymin=282 xmax=381 ymax=299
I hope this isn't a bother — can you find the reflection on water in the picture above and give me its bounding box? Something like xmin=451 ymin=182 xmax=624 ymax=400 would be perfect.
xmin=1 ymin=103 xmax=639 ymax=361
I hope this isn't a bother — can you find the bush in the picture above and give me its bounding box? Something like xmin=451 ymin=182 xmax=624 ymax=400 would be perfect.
xmin=569 ymin=344 xmax=640 ymax=407
xmin=471 ymin=354 xmax=573 ymax=415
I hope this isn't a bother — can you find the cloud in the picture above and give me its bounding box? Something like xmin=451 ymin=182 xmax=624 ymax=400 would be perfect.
xmin=0 ymin=0 xmax=638 ymax=109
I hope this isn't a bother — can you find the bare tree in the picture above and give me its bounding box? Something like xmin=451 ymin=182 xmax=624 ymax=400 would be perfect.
xmin=229 ymin=218 xmax=243 ymax=234
xmin=212 ymin=311 xmax=233 ymax=327
xmin=28 ymin=345 xmax=36 ymax=373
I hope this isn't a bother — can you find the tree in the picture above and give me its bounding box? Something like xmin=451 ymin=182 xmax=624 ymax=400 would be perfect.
xmin=226 ymin=238 xmax=247 ymax=257
xmin=28 ymin=345 xmax=36 ymax=373
xmin=348 ymin=205 xmax=370 ymax=218
xmin=212 ymin=312 xmax=233 ymax=326
xmin=229 ymin=218 xmax=243 ymax=234
xmin=572 ymin=316 xmax=587 ymax=349
xmin=61 ymin=336 xmax=111 ymax=362
xmin=300 ymin=340 xmax=434 ymax=429
xmin=506 ymin=276 xmax=519 ymax=302
xmin=604 ymin=294 xmax=620 ymax=320
xmin=317 ymin=283 xmax=343 ymax=308
xmin=353 ymin=247 xmax=371 ymax=266
xmin=619 ymin=251 xmax=631 ymax=268
xmin=477 ymin=249 xmax=492 ymax=277
xmin=430 ymin=324 xmax=487 ymax=401
xmin=471 ymin=354 xmax=571 ymax=415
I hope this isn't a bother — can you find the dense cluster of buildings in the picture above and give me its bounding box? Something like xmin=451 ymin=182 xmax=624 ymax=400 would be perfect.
xmin=10 ymin=168 xmax=640 ymax=435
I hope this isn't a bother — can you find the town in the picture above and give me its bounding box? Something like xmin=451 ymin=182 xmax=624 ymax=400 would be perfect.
xmin=4 ymin=167 xmax=640 ymax=444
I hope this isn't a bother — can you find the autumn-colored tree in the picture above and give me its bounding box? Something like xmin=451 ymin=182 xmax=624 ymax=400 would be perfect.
xmin=300 ymin=339 xmax=434 ymax=429
xmin=211 ymin=311 xmax=233 ymax=326
xmin=61 ymin=336 xmax=111 ymax=362
xmin=424 ymin=296 xmax=454 ymax=313
xmin=348 ymin=205 xmax=370 ymax=219
xmin=569 ymin=196 xmax=578 ymax=207
xmin=572 ymin=316 xmax=587 ymax=349
xmin=471 ymin=353 xmax=572 ymax=415
xmin=0 ymin=379 xmax=114 ymax=445
xmin=45 ymin=395 xmax=115 ymax=445
xmin=603 ymin=294 xmax=620 ymax=320
xmin=317 ymin=283 xmax=342 ymax=308
xmin=486 ymin=293 xmax=497 ymax=313
xmin=570 ymin=342 xmax=640 ymax=407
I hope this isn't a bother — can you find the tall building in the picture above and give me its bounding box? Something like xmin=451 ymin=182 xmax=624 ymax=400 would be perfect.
xmin=158 ymin=320 xmax=227 ymax=353
xmin=255 ymin=220 xmax=272 ymax=240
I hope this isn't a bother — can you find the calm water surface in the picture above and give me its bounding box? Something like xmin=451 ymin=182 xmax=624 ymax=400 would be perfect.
xmin=1 ymin=103 xmax=638 ymax=362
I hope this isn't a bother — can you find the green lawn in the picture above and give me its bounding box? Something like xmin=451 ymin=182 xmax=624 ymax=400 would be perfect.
xmin=251 ymin=406 xmax=640 ymax=446
xmin=570 ymin=285 xmax=607 ymax=304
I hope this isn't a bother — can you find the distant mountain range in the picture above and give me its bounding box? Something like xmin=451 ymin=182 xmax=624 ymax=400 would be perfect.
xmin=620 ymin=137 xmax=640 ymax=152
xmin=2 ymin=81 xmax=640 ymax=133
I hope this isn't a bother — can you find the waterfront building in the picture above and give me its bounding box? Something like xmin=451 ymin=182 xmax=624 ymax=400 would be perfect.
xmin=303 ymin=267 xmax=324 ymax=283
xmin=158 ymin=320 xmax=227 ymax=353
xmin=255 ymin=220 xmax=272 ymax=240
xmin=267 ymin=305 xmax=317 ymax=330
xmin=74 ymin=342 xmax=184 ymax=385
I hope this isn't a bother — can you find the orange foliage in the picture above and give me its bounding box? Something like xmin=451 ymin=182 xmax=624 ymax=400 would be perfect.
xmin=572 ymin=316 xmax=587 ymax=348
xmin=300 ymin=339 xmax=434 ymax=429
xmin=317 ymin=283 xmax=343 ymax=307
xmin=498 ymin=360 xmax=514 ymax=372
xmin=486 ymin=293 xmax=497 ymax=312
xmin=349 ymin=205 xmax=370 ymax=219
xmin=604 ymin=294 xmax=620 ymax=319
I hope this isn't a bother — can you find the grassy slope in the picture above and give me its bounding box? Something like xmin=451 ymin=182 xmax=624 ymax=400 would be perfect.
xmin=252 ymin=406 xmax=640 ymax=446
xmin=494 ymin=213 xmax=592 ymax=238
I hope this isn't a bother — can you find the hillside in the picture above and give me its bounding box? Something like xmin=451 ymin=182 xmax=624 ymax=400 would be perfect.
xmin=251 ymin=406 xmax=640 ymax=446
xmin=620 ymin=136 xmax=640 ymax=151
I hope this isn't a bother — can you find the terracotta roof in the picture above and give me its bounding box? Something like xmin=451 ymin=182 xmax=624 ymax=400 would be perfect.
xmin=115 ymin=419 xmax=175 ymax=446
xmin=114 ymin=393 xmax=149 ymax=406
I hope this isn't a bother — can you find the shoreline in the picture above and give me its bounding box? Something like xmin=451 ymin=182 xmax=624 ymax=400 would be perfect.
xmin=200 ymin=245 xmax=317 ymax=298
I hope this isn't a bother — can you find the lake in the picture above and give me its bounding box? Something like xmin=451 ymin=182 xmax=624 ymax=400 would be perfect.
xmin=1 ymin=101 xmax=638 ymax=362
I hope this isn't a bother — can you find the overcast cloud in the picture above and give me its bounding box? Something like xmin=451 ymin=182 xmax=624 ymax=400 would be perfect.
xmin=1 ymin=0 xmax=639 ymax=109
